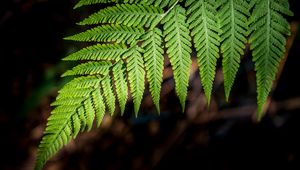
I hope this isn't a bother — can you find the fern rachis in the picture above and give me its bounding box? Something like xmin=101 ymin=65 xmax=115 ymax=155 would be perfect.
xmin=35 ymin=0 xmax=293 ymax=169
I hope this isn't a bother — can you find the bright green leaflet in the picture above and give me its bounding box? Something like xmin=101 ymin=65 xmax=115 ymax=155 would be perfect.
xmin=249 ymin=0 xmax=293 ymax=119
xmin=218 ymin=0 xmax=249 ymax=100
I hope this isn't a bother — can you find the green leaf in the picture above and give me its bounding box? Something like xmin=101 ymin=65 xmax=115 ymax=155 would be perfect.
xmin=141 ymin=28 xmax=164 ymax=112
xmin=249 ymin=0 xmax=293 ymax=118
xmin=112 ymin=61 xmax=128 ymax=114
xmin=124 ymin=47 xmax=145 ymax=116
xmin=186 ymin=0 xmax=221 ymax=104
xmin=71 ymin=114 xmax=81 ymax=138
xmin=163 ymin=5 xmax=192 ymax=111
xmin=91 ymin=87 xmax=106 ymax=127
xmin=123 ymin=0 xmax=180 ymax=8
xmin=63 ymin=44 xmax=127 ymax=61
xmin=61 ymin=61 xmax=112 ymax=77
xmin=83 ymin=98 xmax=95 ymax=131
xmin=79 ymin=4 xmax=164 ymax=29
xmin=36 ymin=1 xmax=294 ymax=169
xmin=74 ymin=0 xmax=117 ymax=9
xmin=101 ymin=76 xmax=116 ymax=115
xmin=35 ymin=76 xmax=102 ymax=169
xmin=218 ymin=0 xmax=249 ymax=100
xmin=64 ymin=25 xmax=145 ymax=44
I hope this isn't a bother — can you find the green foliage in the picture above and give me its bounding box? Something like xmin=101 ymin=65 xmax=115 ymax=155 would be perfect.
xmin=74 ymin=0 xmax=117 ymax=9
xmin=112 ymin=61 xmax=128 ymax=114
xmin=78 ymin=4 xmax=164 ymax=28
xmin=35 ymin=0 xmax=293 ymax=169
xmin=74 ymin=0 xmax=183 ymax=8
xmin=163 ymin=4 xmax=192 ymax=110
xmin=186 ymin=0 xmax=221 ymax=104
xmin=35 ymin=76 xmax=105 ymax=170
xmin=63 ymin=44 xmax=127 ymax=61
xmin=124 ymin=46 xmax=146 ymax=115
xmin=61 ymin=61 xmax=112 ymax=77
xmin=141 ymin=28 xmax=164 ymax=112
xmin=248 ymin=0 xmax=293 ymax=118
xmin=64 ymin=25 xmax=144 ymax=44
xmin=218 ymin=0 xmax=249 ymax=100
xmin=101 ymin=76 xmax=116 ymax=115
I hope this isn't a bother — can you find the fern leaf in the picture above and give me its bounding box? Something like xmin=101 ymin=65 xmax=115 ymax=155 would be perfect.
xmin=218 ymin=0 xmax=249 ymax=100
xmin=122 ymin=0 xmax=180 ymax=8
xmin=62 ymin=61 xmax=112 ymax=77
xmin=36 ymin=93 xmax=91 ymax=169
xmin=156 ymin=0 xmax=180 ymax=8
xmin=63 ymin=76 xmax=101 ymax=89
xmin=83 ymin=98 xmax=96 ymax=131
xmin=71 ymin=114 xmax=81 ymax=138
xmin=63 ymin=44 xmax=127 ymax=61
xmin=64 ymin=25 xmax=145 ymax=44
xmin=101 ymin=76 xmax=116 ymax=115
xmin=112 ymin=61 xmax=128 ymax=114
xmin=124 ymin=47 xmax=145 ymax=115
xmin=74 ymin=0 xmax=179 ymax=9
xmin=163 ymin=5 xmax=192 ymax=110
xmin=74 ymin=0 xmax=117 ymax=9
xmin=79 ymin=4 xmax=163 ymax=29
xmin=36 ymin=0 xmax=294 ymax=169
xmin=36 ymin=117 xmax=73 ymax=170
xmin=51 ymin=97 xmax=84 ymax=106
xmin=77 ymin=106 xmax=87 ymax=131
xmin=141 ymin=28 xmax=164 ymax=112
xmin=91 ymin=87 xmax=106 ymax=127
xmin=35 ymin=75 xmax=105 ymax=169
xmin=249 ymin=0 xmax=293 ymax=117
xmin=186 ymin=0 xmax=221 ymax=103
xmin=57 ymin=88 xmax=94 ymax=99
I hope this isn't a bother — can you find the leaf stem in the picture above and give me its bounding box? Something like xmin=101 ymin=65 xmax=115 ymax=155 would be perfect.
xmin=162 ymin=0 xmax=180 ymax=18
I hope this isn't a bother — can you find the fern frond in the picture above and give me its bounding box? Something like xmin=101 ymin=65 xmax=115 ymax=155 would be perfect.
xmin=79 ymin=4 xmax=164 ymax=29
xmin=112 ymin=61 xmax=128 ymax=114
xmin=83 ymin=98 xmax=96 ymax=130
xmin=162 ymin=5 xmax=192 ymax=110
xmin=155 ymin=0 xmax=181 ymax=8
xmin=124 ymin=46 xmax=145 ymax=115
xmin=64 ymin=25 xmax=145 ymax=44
xmin=51 ymin=97 xmax=84 ymax=106
xmin=36 ymin=0 xmax=294 ymax=169
xmin=141 ymin=28 xmax=164 ymax=112
xmin=63 ymin=44 xmax=127 ymax=61
xmin=123 ymin=0 xmax=180 ymax=8
xmin=63 ymin=75 xmax=101 ymax=89
xmin=249 ymin=0 xmax=293 ymax=117
xmin=74 ymin=0 xmax=180 ymax=9
xmin=57 ymin=88 xmax=94 ymax=99
xmin=62 ymin=61 xmax=112 ymax=77
xmin=35 ymin=76 xmax=104 ymax=170
xmin=36 ymin=116 xmax=72 ymax=170
xmin=218 ymin=0 xmax=249 ymax=100
xmin=186 ymin=0 xmax=221 ymax=103
xmin=74 ymin=0 xmax=117 ymax=9
xmin=101 ymin=76 xmax=116 ymax=115
xmin=91 ymin=87 xmax=106 ymax=127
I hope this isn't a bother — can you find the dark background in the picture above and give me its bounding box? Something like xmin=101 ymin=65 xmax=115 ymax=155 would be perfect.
xmin=1 ymin=0 xmax=300 ymax=169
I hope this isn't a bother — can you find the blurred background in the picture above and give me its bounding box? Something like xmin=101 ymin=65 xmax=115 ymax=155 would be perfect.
xmin=0 ymin=0 xmax=300 ymax=169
